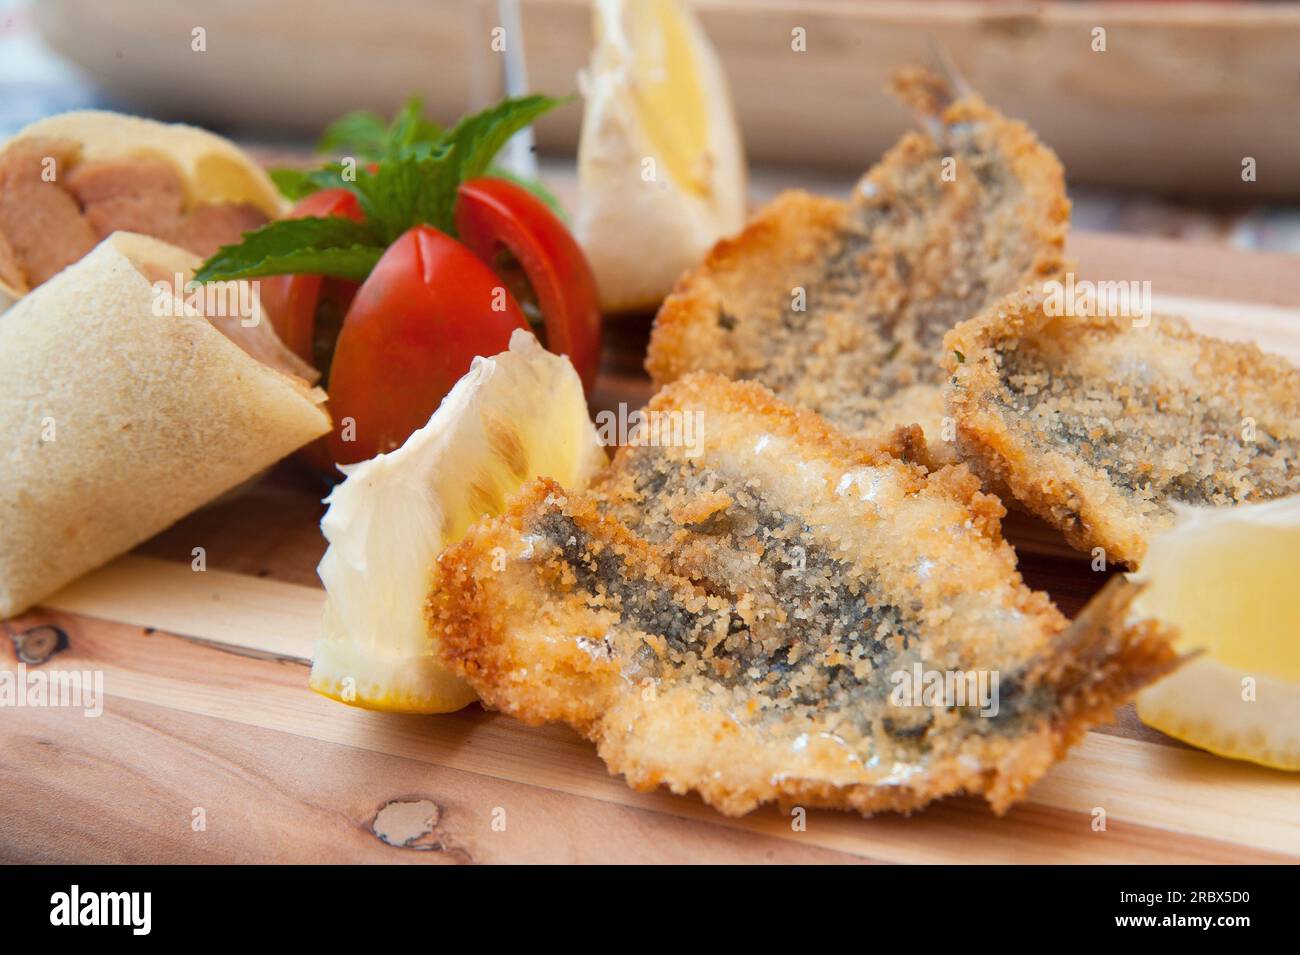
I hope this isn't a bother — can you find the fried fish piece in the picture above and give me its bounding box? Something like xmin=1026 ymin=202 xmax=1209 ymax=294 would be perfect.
xmin=944 ymin=290 xmax=1300 ymax=567
xmin=430 ymin=375 xmax=1178 ymax=816
xmin=645 ymin=69 xmax=1069 ymax=465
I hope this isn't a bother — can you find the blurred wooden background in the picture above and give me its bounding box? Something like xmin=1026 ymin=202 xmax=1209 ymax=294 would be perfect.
xmin=31 ymin=0 xmax=1300 ymax=198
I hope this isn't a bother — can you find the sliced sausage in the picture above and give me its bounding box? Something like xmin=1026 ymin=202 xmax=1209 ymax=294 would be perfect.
xmin=0 ymin=138 xmax=98 ymax=288
xmin=0 ymin=142 xmax=272 ymax=291
xmin=176 ymin=201 xmax=268 ymax=257
xmin=66 ymin=157 xmax=185 ymax=242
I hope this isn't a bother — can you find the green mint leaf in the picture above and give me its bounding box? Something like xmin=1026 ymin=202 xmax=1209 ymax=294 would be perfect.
xmin=317 ymin=98 xmax=445 ymax=163
xmin=304 ymin=162 xmax=356 ymax=190
xmin=194 ymin=217 xmax=384 ymax=283
xmin=270 ymin=164 xmax=361 ymax=201
xmin=346 ymin=96 xmax=569 ymax=240
xmin=203 ymin=94 xmax=569 ymax=286
xmin=309 ymin=95 xmax=568 ymax=240
xmin=317 ymin=110 xmax=389 ymax=161
xmin=384 ymin=97 xmax=444 ymax=160
xmin=485 ymin=165 xmax=569 ymax=223
xmin=271 ymin=167 xmax=322 ymax=201
xmin=444 ymin=94 xmax=570 ymax=184
xmin=350 ymin=151 xmax=459 ymax=242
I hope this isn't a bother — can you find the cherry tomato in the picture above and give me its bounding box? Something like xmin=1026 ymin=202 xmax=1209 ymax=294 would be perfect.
xmin=454 ymin=177 xmax=601 ymax=393
xmin=258 ymin=188 xmax=364 ymax=366
xmin=324 ymin=224 xmax=530 ymax=464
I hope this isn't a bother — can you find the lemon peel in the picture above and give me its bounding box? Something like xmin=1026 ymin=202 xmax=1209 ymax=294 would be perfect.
xmin=1133 ymin=496 xmax=1300 ymax=770
xmin=576 ymin=0 xmax=747 ymax=312
xmin=310 ymin=331 xmax=606 ymax=712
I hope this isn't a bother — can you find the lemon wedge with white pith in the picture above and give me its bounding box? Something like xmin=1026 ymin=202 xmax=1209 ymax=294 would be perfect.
xmin=310 ymin=331 xmax=607 ymax=713
xmin=576 ymin=0 xmax=746 ymax=313
xmin=1133 ymin=497 xmax=1300 ymax=770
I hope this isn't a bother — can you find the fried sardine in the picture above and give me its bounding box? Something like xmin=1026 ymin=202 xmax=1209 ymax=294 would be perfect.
xmin=645 ymin=70 xmax=1069 ymax=464
xmin=429 ymin=375 xmax=1178 ymax=816
xmin=944 ymin=290 xmax=1300 ymax=567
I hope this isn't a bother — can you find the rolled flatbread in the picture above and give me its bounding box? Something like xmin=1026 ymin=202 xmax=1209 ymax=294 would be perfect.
xmin=0 ymin=232 xmax=330 ymax=618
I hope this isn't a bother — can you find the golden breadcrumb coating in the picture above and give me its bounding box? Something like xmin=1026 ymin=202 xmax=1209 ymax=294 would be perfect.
xmin=429 ymin=375 xmax=1179 ymax=817
xmin=646 ymin=69 xmax=1069 ymax=466
xmin=944 ymin=289 xmax=1300 ymax=567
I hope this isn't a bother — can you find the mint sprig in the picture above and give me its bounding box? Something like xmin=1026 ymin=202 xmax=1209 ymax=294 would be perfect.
xmin=316 ymin=110 xmax=390 ymax=161
xmin=194 ymin=217 xmax=383 ymax=284
xmin=318 ymin=98 xmax=444 ymax=162
xmin=198 ymin=94 xmax=568 ymax=285
xmin=440 ymin=95 xmax=561 ymax=183
xmin=355 ymin=152 xmax=461 ymax=240
xmin=270 ymin=165 xmax=353 ymax=202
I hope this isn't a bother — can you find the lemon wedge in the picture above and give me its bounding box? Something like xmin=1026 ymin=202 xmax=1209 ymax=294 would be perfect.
xmin=310 ymin=331 xmax=607 ymax=713
xmin=1133 ymin=496 xmax=1300 ymax=770
xmin=576 ymin=0 xmax=747 ymax=312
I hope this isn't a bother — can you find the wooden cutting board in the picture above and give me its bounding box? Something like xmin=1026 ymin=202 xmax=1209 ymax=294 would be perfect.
xmin=2 ymin=230 xmax=1298 ymax=864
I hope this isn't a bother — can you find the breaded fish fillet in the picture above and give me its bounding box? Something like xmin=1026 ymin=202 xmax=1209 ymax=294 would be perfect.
xmin=430 ymin=375 xmax=1178 ymax=816
xmin=944 ymin=290 xmax=1300 ymax=567
xmin=646 ymin=70 xmax=1069 ymax=465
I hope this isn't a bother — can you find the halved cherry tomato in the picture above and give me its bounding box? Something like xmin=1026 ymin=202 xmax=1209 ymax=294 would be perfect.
xmin=454 ymin=177 xmax=602 ymax=394
xmin=324 ymin=225 xmax=530 ymax=464
xmin=258 ymin=188 xmax=364 ymax=366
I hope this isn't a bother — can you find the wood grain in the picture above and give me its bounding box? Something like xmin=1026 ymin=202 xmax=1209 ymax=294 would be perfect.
xmin=4 ymin=610 xmax=1295 ymax=863
xmin=0 ymin=699 xmax=862 ymax=864
xmin=45 ymin=556 xmax=320 ymax=664
xmin=3 ymin=231 xmax=1298 ymax=863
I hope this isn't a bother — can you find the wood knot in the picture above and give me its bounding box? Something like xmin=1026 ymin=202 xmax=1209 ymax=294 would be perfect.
xmin=370 ymin=798 xmax=472 ymax=862
xmin=9 ymin=625 xmax=68 ymax=665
